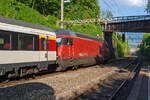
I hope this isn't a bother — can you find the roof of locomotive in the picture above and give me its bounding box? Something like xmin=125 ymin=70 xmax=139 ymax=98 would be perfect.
xmin=55 ymin=29 xmax=99 ymax=41
xmin=0 ymin=16 xmax=53 ymax=32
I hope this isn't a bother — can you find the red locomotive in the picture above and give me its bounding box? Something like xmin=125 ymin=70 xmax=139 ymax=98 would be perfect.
xmin=55 ymin=29 xmax=110 ymax=71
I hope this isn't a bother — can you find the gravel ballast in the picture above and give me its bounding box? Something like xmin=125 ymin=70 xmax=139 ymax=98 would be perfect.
xmin=0 ymin=65 xmax=119 ymax=100
xmin=0 ymin=60 xmax=132 ymax=100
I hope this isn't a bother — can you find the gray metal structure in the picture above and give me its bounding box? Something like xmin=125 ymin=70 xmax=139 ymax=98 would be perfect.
xmin=101 ymin=15 xmax=150 ymax=32
xmin=62 ymin=15 xmax=150 ymax=32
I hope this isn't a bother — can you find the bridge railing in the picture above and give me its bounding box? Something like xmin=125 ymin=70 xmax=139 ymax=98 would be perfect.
xmin=109 ymin=15 xmax=150 ymax=22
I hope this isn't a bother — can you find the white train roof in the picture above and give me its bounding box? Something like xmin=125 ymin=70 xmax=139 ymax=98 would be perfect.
xmin=0 ymin=16 xmax=55 ymax=37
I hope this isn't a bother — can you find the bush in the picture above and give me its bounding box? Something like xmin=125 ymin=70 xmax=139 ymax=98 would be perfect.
xmin=71 ymin=24 xmax=102 ymax=37
xmin=138 ymin=33 xmax=150 ymax=56
xmin=112 ymin=33 xmax=130 ymax=58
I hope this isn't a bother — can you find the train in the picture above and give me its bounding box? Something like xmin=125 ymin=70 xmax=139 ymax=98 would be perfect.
xmin=55 ymin=29 xmax=110 ymax=71
xmin=0 ymin=16 xmax=110 ymax=78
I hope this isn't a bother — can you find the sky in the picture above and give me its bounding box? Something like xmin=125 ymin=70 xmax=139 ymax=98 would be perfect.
xmin=98 ymin=0 xmax=148 ymax=17
xmin=98 ymin=0 xmax=148 ymax=48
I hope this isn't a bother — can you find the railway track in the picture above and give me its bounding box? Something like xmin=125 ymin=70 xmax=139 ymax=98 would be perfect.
xmin=108 ymin=62 xmax=141 ymax=100
xmin=74 ymin=57 xmax=140 ymax=100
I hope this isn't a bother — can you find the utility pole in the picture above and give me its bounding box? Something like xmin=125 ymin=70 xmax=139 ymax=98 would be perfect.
xmin=61 ymin=0 xmax=70 ymax=29
xmin=61 ymin=0 xmax=64 ymax=29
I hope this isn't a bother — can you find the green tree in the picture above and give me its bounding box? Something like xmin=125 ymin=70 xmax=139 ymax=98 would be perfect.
xmin=138 ymin=33 xmax=150 ymax=55
xmin=18 ymin=0 xmax=100 ymax=20
xmin=145 ymin=0 xmax=150 ymax=13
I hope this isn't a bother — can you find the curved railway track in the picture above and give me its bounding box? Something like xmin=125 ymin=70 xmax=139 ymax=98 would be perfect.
xmin=73 ymin=57 xmax=140 ymax=100
xmin=108 ymin=62 xmax=141 ymax=100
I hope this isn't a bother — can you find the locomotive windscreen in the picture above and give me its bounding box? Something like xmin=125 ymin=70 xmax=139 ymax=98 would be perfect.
xmin=55 ymin=29 xmax=76 ymax=37
xmin=76 ymin=33 xmax=98 ymax=41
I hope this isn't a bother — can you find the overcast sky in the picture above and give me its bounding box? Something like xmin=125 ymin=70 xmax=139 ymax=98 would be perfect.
xmin=99 ymin=0 xmax=148 ymax=17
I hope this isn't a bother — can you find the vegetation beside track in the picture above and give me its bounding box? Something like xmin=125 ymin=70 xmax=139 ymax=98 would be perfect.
xmin=113 ymin=33 xmax=130 ymax=58
xmin=0 ymin=0 xmax=129 ymax=57
xmin=137 ymin=33 xmax=150 ymax=56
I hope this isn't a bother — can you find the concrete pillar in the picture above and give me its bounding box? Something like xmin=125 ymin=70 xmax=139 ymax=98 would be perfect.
xmin=122 ymin=33 xmax=125 ymax=42
xmin=104 ymin=32 xmax=115 ymax=58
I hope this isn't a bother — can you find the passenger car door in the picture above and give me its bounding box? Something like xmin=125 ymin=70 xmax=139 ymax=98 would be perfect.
xmin=39 ymin=35 xmax=48 ymax=61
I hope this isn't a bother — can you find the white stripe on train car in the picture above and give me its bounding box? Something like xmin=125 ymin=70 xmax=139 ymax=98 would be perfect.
xmin=0 ymin=51 xmax=56 ymax=64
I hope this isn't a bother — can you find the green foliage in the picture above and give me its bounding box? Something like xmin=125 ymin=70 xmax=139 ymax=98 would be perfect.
xmin=47 ymin=15 xmax=58 ymax=25
xmin=146 ymin=1 xmax=150 ymax=13
xmin=0 ymin=0 xmax=59 ymax=29
xmin=117 ymin=40 xmax=125 ymax=57
xmin=71 ymin=24 xmax=102 ymax=36
xmin=18 ymin=0 xmax=100 ymax=20
xmin=112 ymin=33 xmax=130 ymax=58
xmin=18 ymin=0 xmax=60 ymax=16
xmin=138 ymin=33 xmax=150 ymax=56
xmin=64 ymin=0 xmax=100 ymax=20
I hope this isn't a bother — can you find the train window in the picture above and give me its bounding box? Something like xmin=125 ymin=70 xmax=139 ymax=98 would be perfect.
xmin=0 ymin=31 xmax=11 ymax=50
xmin=41 ymin=38 xmax=46 ymax=50
xmin=18 ymin=34 xmax=34 ymax=50
xmin=56 ymin=37 xmax=62 ymax=47
xmin=62 ymin=38 xmax=68 ymax=45
xmin=61 ymin=38 xmax=73 ymax=45
xmin=68 ymin=38 xmax=73 ymax=45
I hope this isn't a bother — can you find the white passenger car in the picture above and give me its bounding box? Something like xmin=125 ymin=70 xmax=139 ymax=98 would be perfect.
xmin=0 ymin=16 xmax=56 ymax=78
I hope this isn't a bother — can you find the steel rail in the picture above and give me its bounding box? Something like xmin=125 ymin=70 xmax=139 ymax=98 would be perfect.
xmin=108 ymin=62 xmax=140 ymax=100
xmin=71 ymin=59 xmax=137 ymax=100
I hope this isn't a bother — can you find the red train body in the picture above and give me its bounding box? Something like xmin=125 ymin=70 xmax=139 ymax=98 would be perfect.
xmin=55 ymin=29 xmax=110 ymax=71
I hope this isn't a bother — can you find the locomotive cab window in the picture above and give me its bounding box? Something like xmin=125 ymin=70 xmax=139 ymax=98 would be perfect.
xmin=56 ymin=37 xmax=62 ymax=47
xmin=68 ymin=38 xmax=73 ymax=45
xmin=0 ymin=31 xmax=11 ymax=50
xmin=61 ymin=38 xmax=73 ymax=45
xmin=62 ymin=38 xmax=68 ymax=45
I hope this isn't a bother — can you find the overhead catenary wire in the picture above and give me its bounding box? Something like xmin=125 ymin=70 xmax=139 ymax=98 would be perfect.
xmin=108 ymin=0 xmax=118 ymax=14
xmin=101 ymin=0 xmax=118 ymax=16
xmin=109 ymin=0 xmax=120 ymax=15
xmin=101 ymin=0 xmax=114 ymax=10
xmin=107 ymin=0 xmax=119 ymax=9
xmin=113 ymin=0 xmax=119 ymax=9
